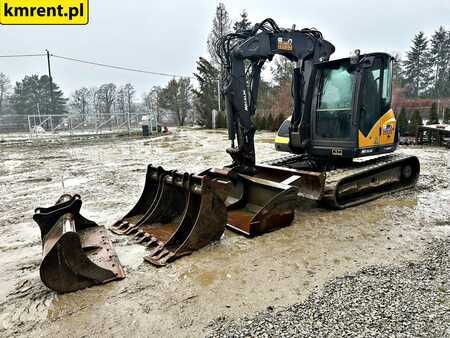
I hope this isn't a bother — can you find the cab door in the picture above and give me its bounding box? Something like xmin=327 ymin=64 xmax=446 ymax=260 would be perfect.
xmin=357 ymin=55 xmax=395 ymax=150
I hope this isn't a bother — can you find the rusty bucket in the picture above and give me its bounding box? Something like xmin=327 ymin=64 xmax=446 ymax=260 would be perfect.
xmin=33 ymin=194 xmax=125 ymax=293
xmin=143 ymin=174 xmax=227 ymax=266
xmin=111 ymin=166 xmax=228 ymax=266
xmin=202 ymin=168 xmax=299 ymax=237
xmin=111 ymin=165 xmax=168 ymax=235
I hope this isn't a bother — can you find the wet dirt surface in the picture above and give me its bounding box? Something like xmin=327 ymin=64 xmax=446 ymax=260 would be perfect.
xmin=0 ymin=129 xmax=449 ymax=337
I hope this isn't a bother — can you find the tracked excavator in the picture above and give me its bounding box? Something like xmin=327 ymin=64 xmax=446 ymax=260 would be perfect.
xmin=34 ymin=18 xmax=420 ymax=292
xmin=111 ymin=17 xmax=419 ymax=258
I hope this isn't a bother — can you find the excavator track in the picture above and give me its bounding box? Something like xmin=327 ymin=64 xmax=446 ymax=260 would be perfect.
xmin=264 ymin=153 xmax=420 ymax=209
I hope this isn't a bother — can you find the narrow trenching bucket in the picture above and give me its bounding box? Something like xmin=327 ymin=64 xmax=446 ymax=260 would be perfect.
xmin=33 ymin=194 xmax=125 ymax=293
xmin=202 ymin=168 xmax=299 ymax=237
xmin=111 ymin=165 xmax=228 ymax=266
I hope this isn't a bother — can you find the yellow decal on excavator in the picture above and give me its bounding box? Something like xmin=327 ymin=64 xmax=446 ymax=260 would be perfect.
xmin=358 ymin=109 xmax=396 ymax=148
xmin=275 ymin=136 xmax=289 ymax=144
xmin=277 ymin=38 xmax=293 ymax=51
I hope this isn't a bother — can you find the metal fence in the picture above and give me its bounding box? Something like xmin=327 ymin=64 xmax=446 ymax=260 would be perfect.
xmin=27 ymin=113 xmax=158 ymax=137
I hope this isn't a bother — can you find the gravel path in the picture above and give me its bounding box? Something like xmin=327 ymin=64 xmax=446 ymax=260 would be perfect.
xmin=208 ymin=238 xmax=450 ymax=338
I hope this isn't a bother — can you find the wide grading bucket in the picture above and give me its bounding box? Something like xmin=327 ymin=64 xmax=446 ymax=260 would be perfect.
xmin=33 ymin=194 xmax=125 ymax=293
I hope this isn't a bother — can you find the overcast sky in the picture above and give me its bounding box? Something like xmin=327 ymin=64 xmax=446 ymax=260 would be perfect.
xmin=1 ymin=0 xmax=449 ymax=99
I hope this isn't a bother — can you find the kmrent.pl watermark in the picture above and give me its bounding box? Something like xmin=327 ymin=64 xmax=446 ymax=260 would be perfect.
xmin=0 ymin=0 xmax=88 ymax=25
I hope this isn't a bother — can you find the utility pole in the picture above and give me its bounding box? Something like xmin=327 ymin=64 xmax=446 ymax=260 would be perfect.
xmin=46 ymin=50 xmax=55 ymax=115
xmin=217 ymin=79 xmax=221 ymax=112
xmin=218 ymin=4 xmax=224 ymax=114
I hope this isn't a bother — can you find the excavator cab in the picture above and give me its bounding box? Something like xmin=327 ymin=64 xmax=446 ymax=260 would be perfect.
xmin=292 ymin=52 xmax=398 ymax=159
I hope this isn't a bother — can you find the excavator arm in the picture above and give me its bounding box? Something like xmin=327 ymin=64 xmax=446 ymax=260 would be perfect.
xmin=216 ymin=18 xmax=335 ymax=174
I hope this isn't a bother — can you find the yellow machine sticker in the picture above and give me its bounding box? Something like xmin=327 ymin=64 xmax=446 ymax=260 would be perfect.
xmin=358 ymin=109 xmax=396 ymax=148
xmin=277 ymin=38 xmax=293 ymax=51
xmin=275 ymin=136 xmax=289 ymax=144
xmin=0 ymin=0 xmax=88 ymax=25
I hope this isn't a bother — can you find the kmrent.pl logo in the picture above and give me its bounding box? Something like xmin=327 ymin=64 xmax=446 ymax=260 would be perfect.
xmin=0 ymin=0 xmax=88 ymax=25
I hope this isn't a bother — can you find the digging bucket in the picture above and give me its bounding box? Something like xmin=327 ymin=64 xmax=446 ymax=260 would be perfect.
xmin=131 ymin=170 xmax=191 ymax=244
xmin=202 ymin=167 xmax=300 ymax=237
xmin=111 ymin=165 xmax=168 ymax=235
xmin=111 ymin=165 xmax=228 ymax=266
xmin=33 ymin=194 xmax=125 ymax=293
xmin=143 ymin=174 xmax=227 ymax=266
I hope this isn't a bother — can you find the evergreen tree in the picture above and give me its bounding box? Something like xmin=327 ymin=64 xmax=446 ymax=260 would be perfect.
xmin=266 ymin=114 xmax=274 ymax=131
xmin=274 ymin=114 xmax=285 ymax=131
xmin=252 ymin=115 xmax=261 ymax=130
xmin=427 ymin=102 xmax=439 ymax=125
xmin=444 ymin=107 xmax=450 ymax=124
xmin=403 ymin=32 xmax=432 ymax=97
xmin=392 ymin=53 xmax=405 ymax=87
xmin=0 ymin=73 xmax=10 ymax=115
xmin=159 ymin=78 xmax=192 ymax=126
xmin=10 ymin=74 xmax=67 ymax=116
xmin=397 ymin=107 xmax=409 ymax=136
xmin=193 ymin=57 xmax=219 ymax=128
xmin=217 ymin=110 xmax=227 ymax=128
xmin=233 ymin=10 xmax=251 ymax=32
xmin=409 ymin=110 xmax=423 ymax=134
xmin=428 ymin=27 xmax=450 ymax=98
xmin=207 ymin=3 xmax=231 ymax=66
xmin=259 ymin=115 xmax=267 ymax=130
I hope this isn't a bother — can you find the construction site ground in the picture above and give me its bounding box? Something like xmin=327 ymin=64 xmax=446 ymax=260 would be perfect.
xmin=0 ymin=129 xmax=448 ymax=337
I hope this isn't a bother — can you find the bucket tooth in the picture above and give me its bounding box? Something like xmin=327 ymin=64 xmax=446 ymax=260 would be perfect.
xmin=33 ymin=194 xmax=125 ymax=293
xmin=111 ymin=165 xmax=167 ymax=235
xmin=143 ymin=175 xmax=227 ymax=266
xmin=145 ymin=237 xmax=160 ymax=248
xmin=135 ymin=232 xmax=151 ymax=244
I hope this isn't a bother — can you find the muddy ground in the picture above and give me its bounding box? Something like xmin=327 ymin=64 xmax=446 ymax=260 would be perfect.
xmin=0 ymin=129 xmax=448 ymax=337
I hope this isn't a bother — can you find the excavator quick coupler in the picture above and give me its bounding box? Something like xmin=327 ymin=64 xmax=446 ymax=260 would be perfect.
xmin=201 ymin=167 xmax=301 ymax=237
xmin=111 ymin=165 xmax=228 ymax=266
xmin=33 ymin=194 xmax=125 ymax=293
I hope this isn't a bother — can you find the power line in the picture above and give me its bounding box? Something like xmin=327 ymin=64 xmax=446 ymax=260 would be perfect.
xmin=50 ymin=54 xmax=195 ymax=79
xmin=0 ymin=53 xmax=46 ymax=58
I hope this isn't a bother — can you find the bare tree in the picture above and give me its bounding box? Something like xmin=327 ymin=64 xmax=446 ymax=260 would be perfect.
xmin=207 ymin=3 xmax=231 ymax=66
xmin=143 ymin=86 xmax=166 ymax=121
xmin=0 ymin=73 xmax=11 ymax=115
xmin=176 ymin=78 xmax=192 ymax=126
xmin=89 ymin=87 xmax=101 ymax=115
xmin=123 ymin=83 xmax=135 ymax=114
xmin=116 ymin=87 xmax=126 ymax=114
xmin=70 ymin=87 xmax=90 ymax=115
xmin=96 ymin=83 xmax=116 ymax=116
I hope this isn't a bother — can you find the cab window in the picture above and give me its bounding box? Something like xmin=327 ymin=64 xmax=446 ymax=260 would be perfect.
xmin=359 ymin=57 xmax=390 ymax=136
xmin=316 ymin=64 xmax=355 ymax=139
xmin=278 ymin=119 xmax=290 ymax=137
